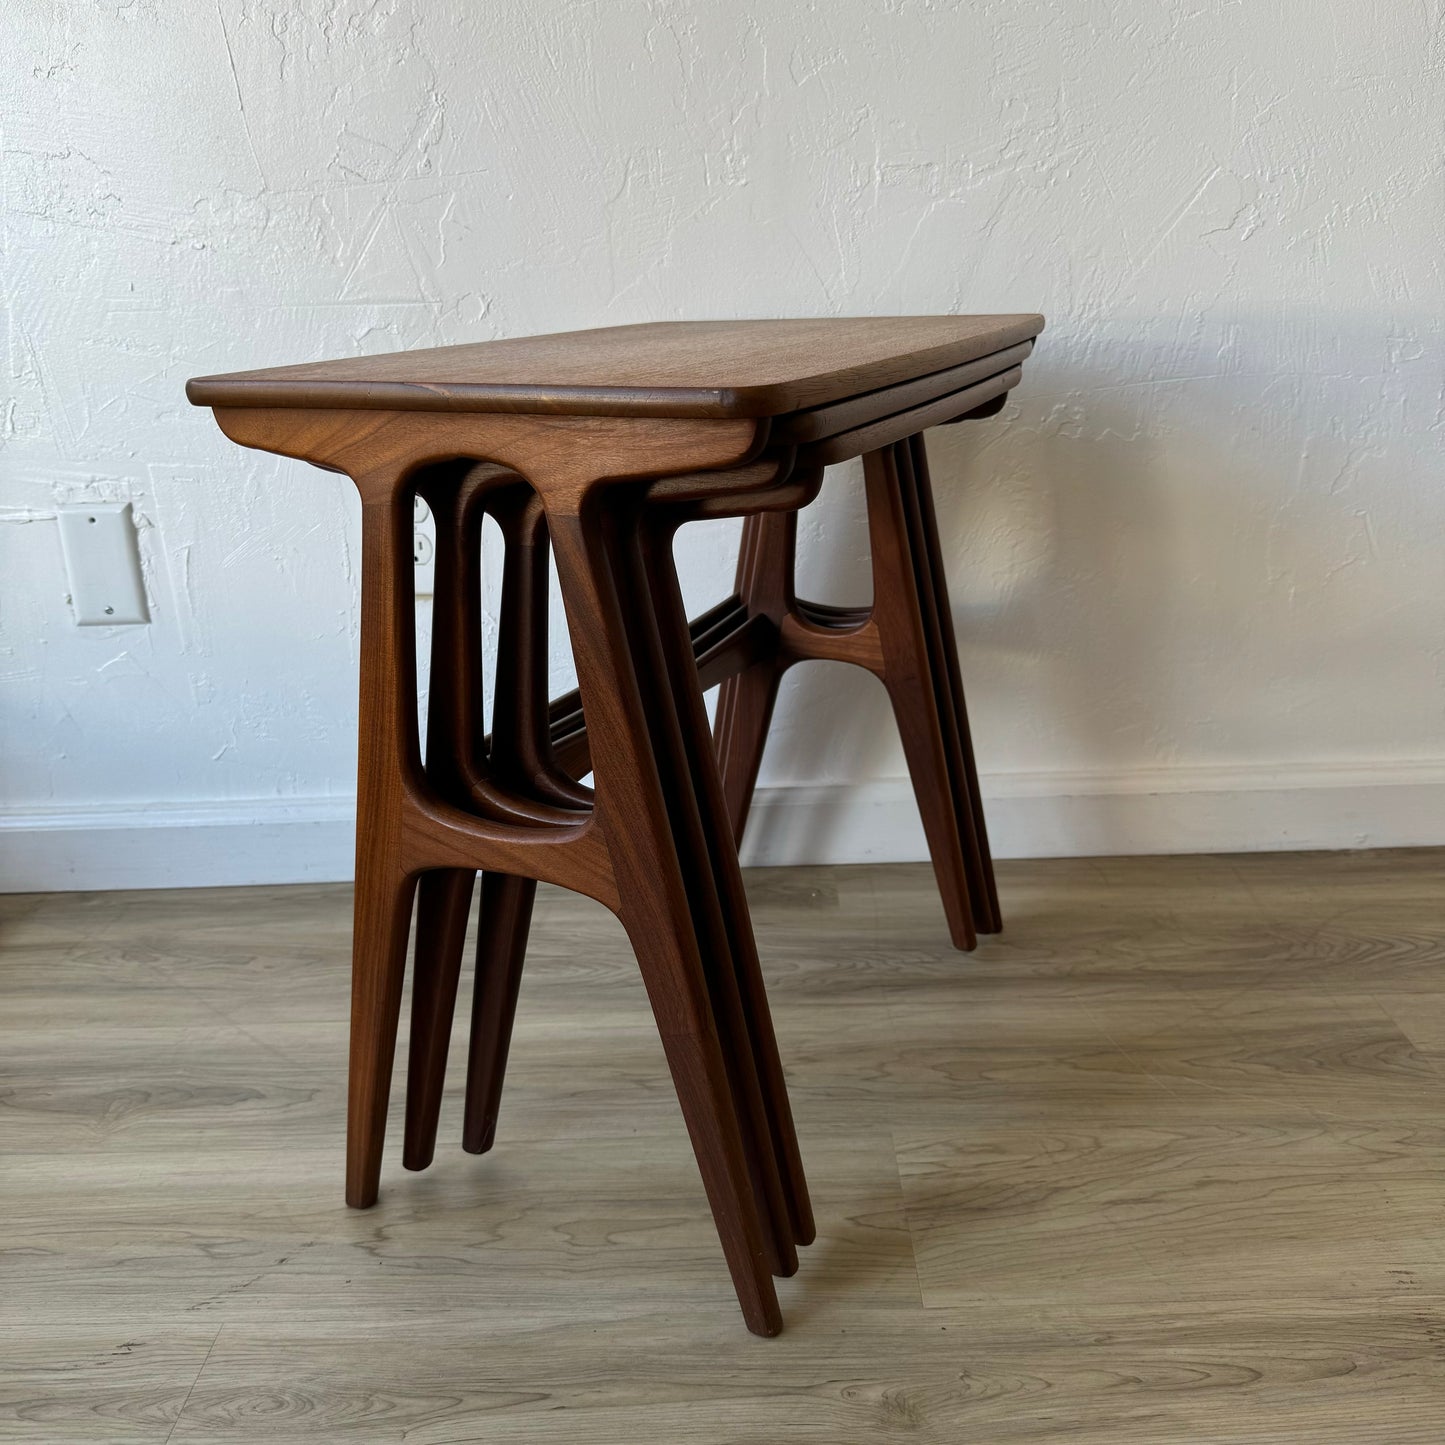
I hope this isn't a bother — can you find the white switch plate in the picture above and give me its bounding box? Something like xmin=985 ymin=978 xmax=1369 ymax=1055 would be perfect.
xmin=57 ymin=503 xmax=150 ymax=625
xmin=413 ymin=494 xmax=436 ymax=597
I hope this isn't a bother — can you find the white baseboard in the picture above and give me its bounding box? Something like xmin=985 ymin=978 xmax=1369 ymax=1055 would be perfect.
xmin=0 ymin=798 xmax=358 ymax=892
xmin=3 ymin=761 xmax=1444 ymax=892
xmin=738 ymin=760 xmax=1445 ymax=866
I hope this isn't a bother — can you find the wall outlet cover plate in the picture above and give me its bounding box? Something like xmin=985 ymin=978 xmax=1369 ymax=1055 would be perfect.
xmin=57 ymin=502 xmax=151 ymax=625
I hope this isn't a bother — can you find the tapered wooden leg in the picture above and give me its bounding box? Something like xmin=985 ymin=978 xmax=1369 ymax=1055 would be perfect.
xmin=865 ymin=445 xmax=979 ymax=952
xmin=906 ymin=434 xmax=1001 ymax=933
xmin=459 ymin=493 xmax=576 ymax=1154
xmin=403 ymin=469 xmax=485 ymax=1169
xmin=711 ymin=445 xmax=1000 ymax=944
xmin=713 ymin=662 xmax=783 ymax=845
xmin=621 ymin=919 xmax=784 ymax=1336
xmin=402 ymin=868 xmax=474 ymax=1170
xmin=348 ymin=484 xmax=423 ymax=1209
xmin=713 ymin=513 xmax=795 ymax=842
xmin=646 ymin=519 xmax=813 ymax=1250
xmin=887 ymin=437 xmax=999 ymax=936
xmin=550 ymin=501 xmax=783 ymax=1336
xmin=348 ymin=864 xmax=419 ymax=1207
xmin=622 ymin=518 xmax=797 ymax=1280
xmin=462 ymin=870 xmax=536 ymax=1154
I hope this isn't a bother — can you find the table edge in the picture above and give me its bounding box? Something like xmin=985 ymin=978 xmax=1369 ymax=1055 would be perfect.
xmin=185 ymin=315 xmax=1046 ymax=420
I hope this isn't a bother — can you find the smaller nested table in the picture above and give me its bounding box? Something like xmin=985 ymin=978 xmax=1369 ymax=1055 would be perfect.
xmin=188 ymin=314 xmax=1044 ymax=1335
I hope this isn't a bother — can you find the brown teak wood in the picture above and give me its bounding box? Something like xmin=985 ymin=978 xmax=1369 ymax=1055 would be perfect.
xmin=189 ymin=314 xmax=1043 ymax=1335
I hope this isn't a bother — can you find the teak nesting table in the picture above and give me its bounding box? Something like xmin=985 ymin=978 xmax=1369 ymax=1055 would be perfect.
xmin=188 ymin=315 xmax=1045 ymax=1335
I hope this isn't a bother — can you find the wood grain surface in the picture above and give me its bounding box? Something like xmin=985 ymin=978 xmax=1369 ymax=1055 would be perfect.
xmin=185 ymin=316 xmax=1044 ymax=418
xmin=4 ymin=849 xmax=1445 ymax=1440
xmin=192 ymin=319 xmax=1047 ymax=1336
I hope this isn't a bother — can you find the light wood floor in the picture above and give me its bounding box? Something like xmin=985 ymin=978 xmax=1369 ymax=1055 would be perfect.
xmin=3 ymin=851 xmax=1445 ymax=1443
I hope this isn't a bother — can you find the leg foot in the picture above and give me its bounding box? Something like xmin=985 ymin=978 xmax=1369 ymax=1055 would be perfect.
xmin=403 ymin=869 xmax=475 ymax=1171
xmin=462 ymin=871 xmax=536 ymax=1154
xmin=347 ymin=866 xmax=419 ymax=1208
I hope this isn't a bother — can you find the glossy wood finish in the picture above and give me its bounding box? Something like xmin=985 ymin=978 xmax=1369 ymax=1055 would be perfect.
xmin=445 ymin=432 xmax=1001 ymax=1128
xmin=713 ymin=433 xmax=1000 ymax=947
xmin=206 ymin=406 xmax=806 ymax=1335
xmin=439 ymin=435 xmax=999 ymax=1198
xmin=402 ymin=472 xmax=562 ymax=1173
xmin=461 ymin=869 xmax=535 ymax=1155
xmin=190 ymin=317 xmax=1044 ymax=1334
xmin=492 ymin=429 xmax=1002 ymax=941
xmin=187 ymin=315 xmax=1043 ymax=418
xmin=7 ymin=851 xmax=1445 ymax=1441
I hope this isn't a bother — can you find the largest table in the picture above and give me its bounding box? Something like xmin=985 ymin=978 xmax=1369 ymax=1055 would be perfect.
xmin=189 ymin=314 xmax=1045 ymax=1335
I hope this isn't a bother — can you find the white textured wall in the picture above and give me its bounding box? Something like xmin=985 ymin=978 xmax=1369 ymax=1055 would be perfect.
xmin=2 ymin=1 xmax=1442 ymax=886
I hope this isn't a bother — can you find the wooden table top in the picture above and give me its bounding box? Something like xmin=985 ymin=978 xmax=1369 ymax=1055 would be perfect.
xmin=187 ymin=315 xmax=1044 ymax=419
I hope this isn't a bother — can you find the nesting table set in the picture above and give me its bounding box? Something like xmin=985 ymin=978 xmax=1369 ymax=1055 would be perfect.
xmin=189 ymin=315 xmax=1045 ymax=1335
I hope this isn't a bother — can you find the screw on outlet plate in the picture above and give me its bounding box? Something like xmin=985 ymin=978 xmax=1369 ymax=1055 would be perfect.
xmin=57 ymin=503 xmax=150 ymax=625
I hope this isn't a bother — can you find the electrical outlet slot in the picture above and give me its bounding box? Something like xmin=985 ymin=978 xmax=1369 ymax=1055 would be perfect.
xmin=413 ymin=493 xmax=436 ymax=597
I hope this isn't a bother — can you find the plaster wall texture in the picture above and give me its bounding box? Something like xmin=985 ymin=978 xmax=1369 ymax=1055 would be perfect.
xmin=2 ymin=0 xmax=1441 ymax=884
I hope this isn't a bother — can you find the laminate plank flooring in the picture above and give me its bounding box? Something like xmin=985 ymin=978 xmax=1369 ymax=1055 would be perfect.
xmin=3 ymin=850 xmax=1444 ymax=1442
